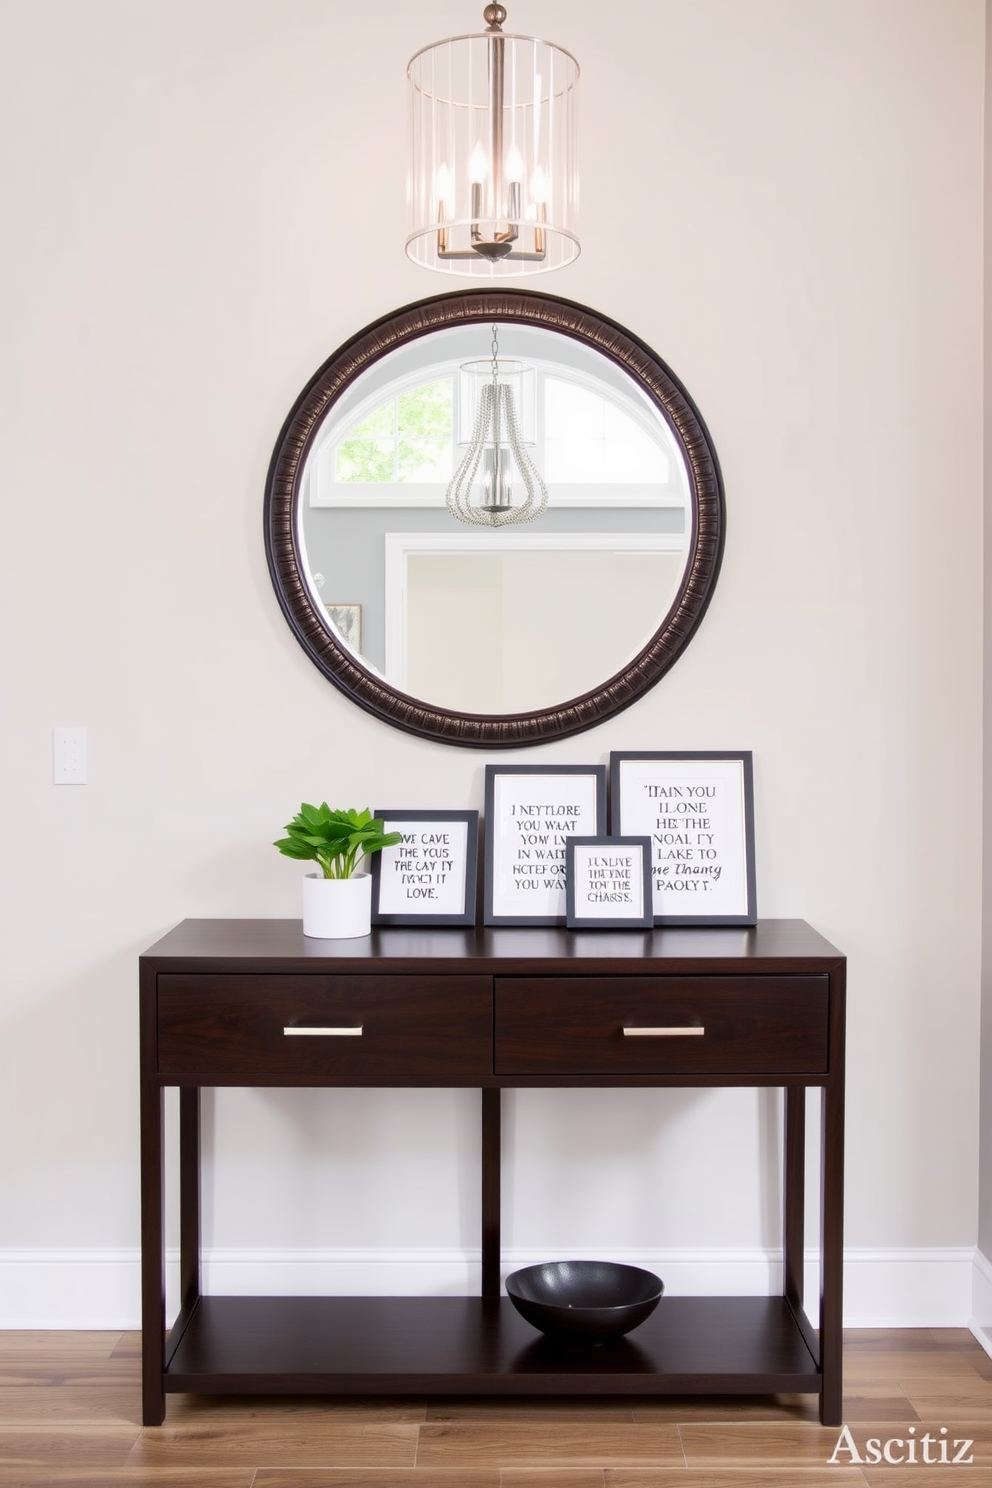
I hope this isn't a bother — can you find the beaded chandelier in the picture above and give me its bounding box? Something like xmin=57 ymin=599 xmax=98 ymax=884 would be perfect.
xmin=446 ymin=325 xmax=548 ymax=526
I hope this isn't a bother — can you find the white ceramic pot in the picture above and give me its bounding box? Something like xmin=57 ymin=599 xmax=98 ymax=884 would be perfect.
xmin=301 ymin=871 xmax=372 ymax=939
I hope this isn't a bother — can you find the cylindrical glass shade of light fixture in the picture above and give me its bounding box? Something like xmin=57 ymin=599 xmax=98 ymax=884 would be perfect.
xmin=407 ymin=8 xmax=579 ymax=277
xmin=457 ymin=358 xmax=537 ymax=444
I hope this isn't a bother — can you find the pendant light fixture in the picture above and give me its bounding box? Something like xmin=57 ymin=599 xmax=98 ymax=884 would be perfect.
xmin=407 ymin=4 xmax=579 ymax=277
xmin=446 ymin=325 xmax=548 ymax=526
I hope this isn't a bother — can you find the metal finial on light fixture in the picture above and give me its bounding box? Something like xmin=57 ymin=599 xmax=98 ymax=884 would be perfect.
xmin=406 ymin=5 xmax=579 ymax=277
xmin=446 ymin=326 xmax=548 ymax=526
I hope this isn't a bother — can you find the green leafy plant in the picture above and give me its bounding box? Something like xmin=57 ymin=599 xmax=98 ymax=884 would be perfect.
xmin=274 ymin=804 xmax=403 ymax=880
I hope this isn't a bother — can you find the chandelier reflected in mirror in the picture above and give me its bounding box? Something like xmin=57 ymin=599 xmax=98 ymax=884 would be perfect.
xmin=446 ymin=325 xmax=548 ymax=526
xmin=406 ymin=4 xmax=579 ymax=277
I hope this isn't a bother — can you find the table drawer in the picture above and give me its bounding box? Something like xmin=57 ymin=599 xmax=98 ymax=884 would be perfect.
xmin=494 ymin=976 xmax=829 ymax=1075
xmin=157 ymin=974 xmax=492 ymax=1081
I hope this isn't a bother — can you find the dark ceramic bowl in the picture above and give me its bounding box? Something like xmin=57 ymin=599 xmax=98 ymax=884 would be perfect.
xmin=505 ymin=1260 xmax=664 ymax=1341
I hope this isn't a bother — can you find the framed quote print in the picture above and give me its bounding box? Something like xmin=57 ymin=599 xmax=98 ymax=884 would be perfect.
xmin=609 ymin=751 xmax=757 ymax=926
xmin=565 ymin=836 xmax=653 ymax=930
xmin=371 ymin=810 xmax=479 ymax=926
xmin=484 ymin=764 xmax=607 ymax=926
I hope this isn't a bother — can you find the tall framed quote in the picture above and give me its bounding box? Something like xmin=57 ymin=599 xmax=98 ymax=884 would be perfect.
xmin=609 ymin=751 xmax=757 ymax=926
xmin=484 ymin=764 xmax=607 ymax=926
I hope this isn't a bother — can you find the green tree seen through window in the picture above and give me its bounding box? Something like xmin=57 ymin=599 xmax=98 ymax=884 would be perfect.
xmin=335 ymin=378 xmax=453 ymax=483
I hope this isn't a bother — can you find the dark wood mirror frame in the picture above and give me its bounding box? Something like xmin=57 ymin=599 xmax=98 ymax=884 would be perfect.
xmin=264 ymin=291 xmax=725 ymax=749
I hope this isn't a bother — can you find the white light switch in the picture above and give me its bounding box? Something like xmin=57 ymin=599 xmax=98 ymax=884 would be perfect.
xmin=53 ymin=726 xmax=87 ymax=784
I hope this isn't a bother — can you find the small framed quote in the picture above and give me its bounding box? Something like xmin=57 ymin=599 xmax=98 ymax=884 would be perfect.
xmin=610 ymin=751 xmax=757 ymax=926
xmin=565 ymin=837 xmax=653 ymax=930
xmin=371 ymin=810 xmax=479 ymax=927
xmin=484 ymin=764 xmax=607 ymax=926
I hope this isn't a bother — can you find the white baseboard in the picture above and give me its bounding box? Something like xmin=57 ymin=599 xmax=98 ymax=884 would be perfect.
xmin=0 ymin=1245 xmax=978 ymax=1330
xmin=970 ymin=1247 xmax=992 ymax=1358
xmin=842 ymin=1247 xmax=975 ymax=1327
xmin=0 ymin=1249 xmax=143 ymax=1330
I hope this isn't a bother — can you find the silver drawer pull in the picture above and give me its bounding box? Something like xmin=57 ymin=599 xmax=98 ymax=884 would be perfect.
xmin=623 ymin=1025 xmax=705 ymax=1037
xmin=284 ymin=1026 xmax=363 ymax=1037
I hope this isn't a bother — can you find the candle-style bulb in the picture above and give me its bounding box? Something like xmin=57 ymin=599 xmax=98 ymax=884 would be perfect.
xmin=470 ymin=143 xmax=489 ymax=184
xmin=435 ymin=162 xmax=454 ymax=216
xmin=505 ymin=143 xmax=524 ymax=185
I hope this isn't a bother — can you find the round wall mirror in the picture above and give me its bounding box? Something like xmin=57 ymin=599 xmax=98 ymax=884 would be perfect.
xmin=264 ymin=292 xmax=724 ymax=747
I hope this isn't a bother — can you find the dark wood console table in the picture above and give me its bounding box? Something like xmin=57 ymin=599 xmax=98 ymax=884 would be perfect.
xmin=139 ymin=917 xmax=845 ymax=1425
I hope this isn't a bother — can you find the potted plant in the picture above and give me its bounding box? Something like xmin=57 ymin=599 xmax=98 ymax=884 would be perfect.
xmin=274 ymin=803 xmax=402 ymax=939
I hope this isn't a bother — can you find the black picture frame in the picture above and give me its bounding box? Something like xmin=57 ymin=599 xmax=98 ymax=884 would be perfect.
xmin=371 ymin=809 xmax=479 ymax=927
xmin=565 ymin=836 xmax=654 ymax=929
xmin=609 ymin=751 xmax=757 ymax=926
xmin=484 ymin=764 xmax=607 ymax=926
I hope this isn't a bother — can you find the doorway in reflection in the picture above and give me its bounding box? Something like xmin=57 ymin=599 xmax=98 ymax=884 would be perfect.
xmin=392 ymin=536 xmax=686 ymax=713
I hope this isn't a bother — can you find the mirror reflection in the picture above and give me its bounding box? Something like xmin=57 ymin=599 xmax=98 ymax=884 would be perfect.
xmin=298 ymin=323 xmax=691 ymax=715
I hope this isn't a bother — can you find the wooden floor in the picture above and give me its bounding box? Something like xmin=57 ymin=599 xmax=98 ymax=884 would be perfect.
xmin=1 ymin=1328 xmax=992 ymax=1486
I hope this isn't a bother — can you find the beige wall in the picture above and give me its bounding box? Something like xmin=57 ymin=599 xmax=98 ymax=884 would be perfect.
xmin=0 ymin=0 xmax=985 ymax=1318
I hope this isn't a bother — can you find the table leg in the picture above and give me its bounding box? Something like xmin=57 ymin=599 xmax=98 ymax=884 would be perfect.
xmin=179 ymin=1087 xmax=201 ymax=1314
xmin=820 ymin=1079 xmax=845 ymax=1425
xmin=481 ymin=1088 xmax=501 ymax=1298
xmin=140 ymin=1077 xmax=165 ymax=1426
xmin=783 ymin=1085 xmax=806 ymax=1318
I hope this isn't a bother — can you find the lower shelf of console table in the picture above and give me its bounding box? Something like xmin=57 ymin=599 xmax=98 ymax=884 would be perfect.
xmin=163 ymin=1295 xmax=822 ymax=1398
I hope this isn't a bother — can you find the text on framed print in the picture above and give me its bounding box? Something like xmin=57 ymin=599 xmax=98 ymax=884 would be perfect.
xmin=565 ymin=836 xmax=654 ymax=929
xmin=372 ymin=810 xmax=479 ymax=926
xmin=610 ymin=752 xmax=757 ymax=925
xmin=484 ymin=765 xmax=607 ymax=925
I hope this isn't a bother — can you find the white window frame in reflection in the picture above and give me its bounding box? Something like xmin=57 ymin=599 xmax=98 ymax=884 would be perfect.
xmin=307 ymin=362 xmax=687 ymax=511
